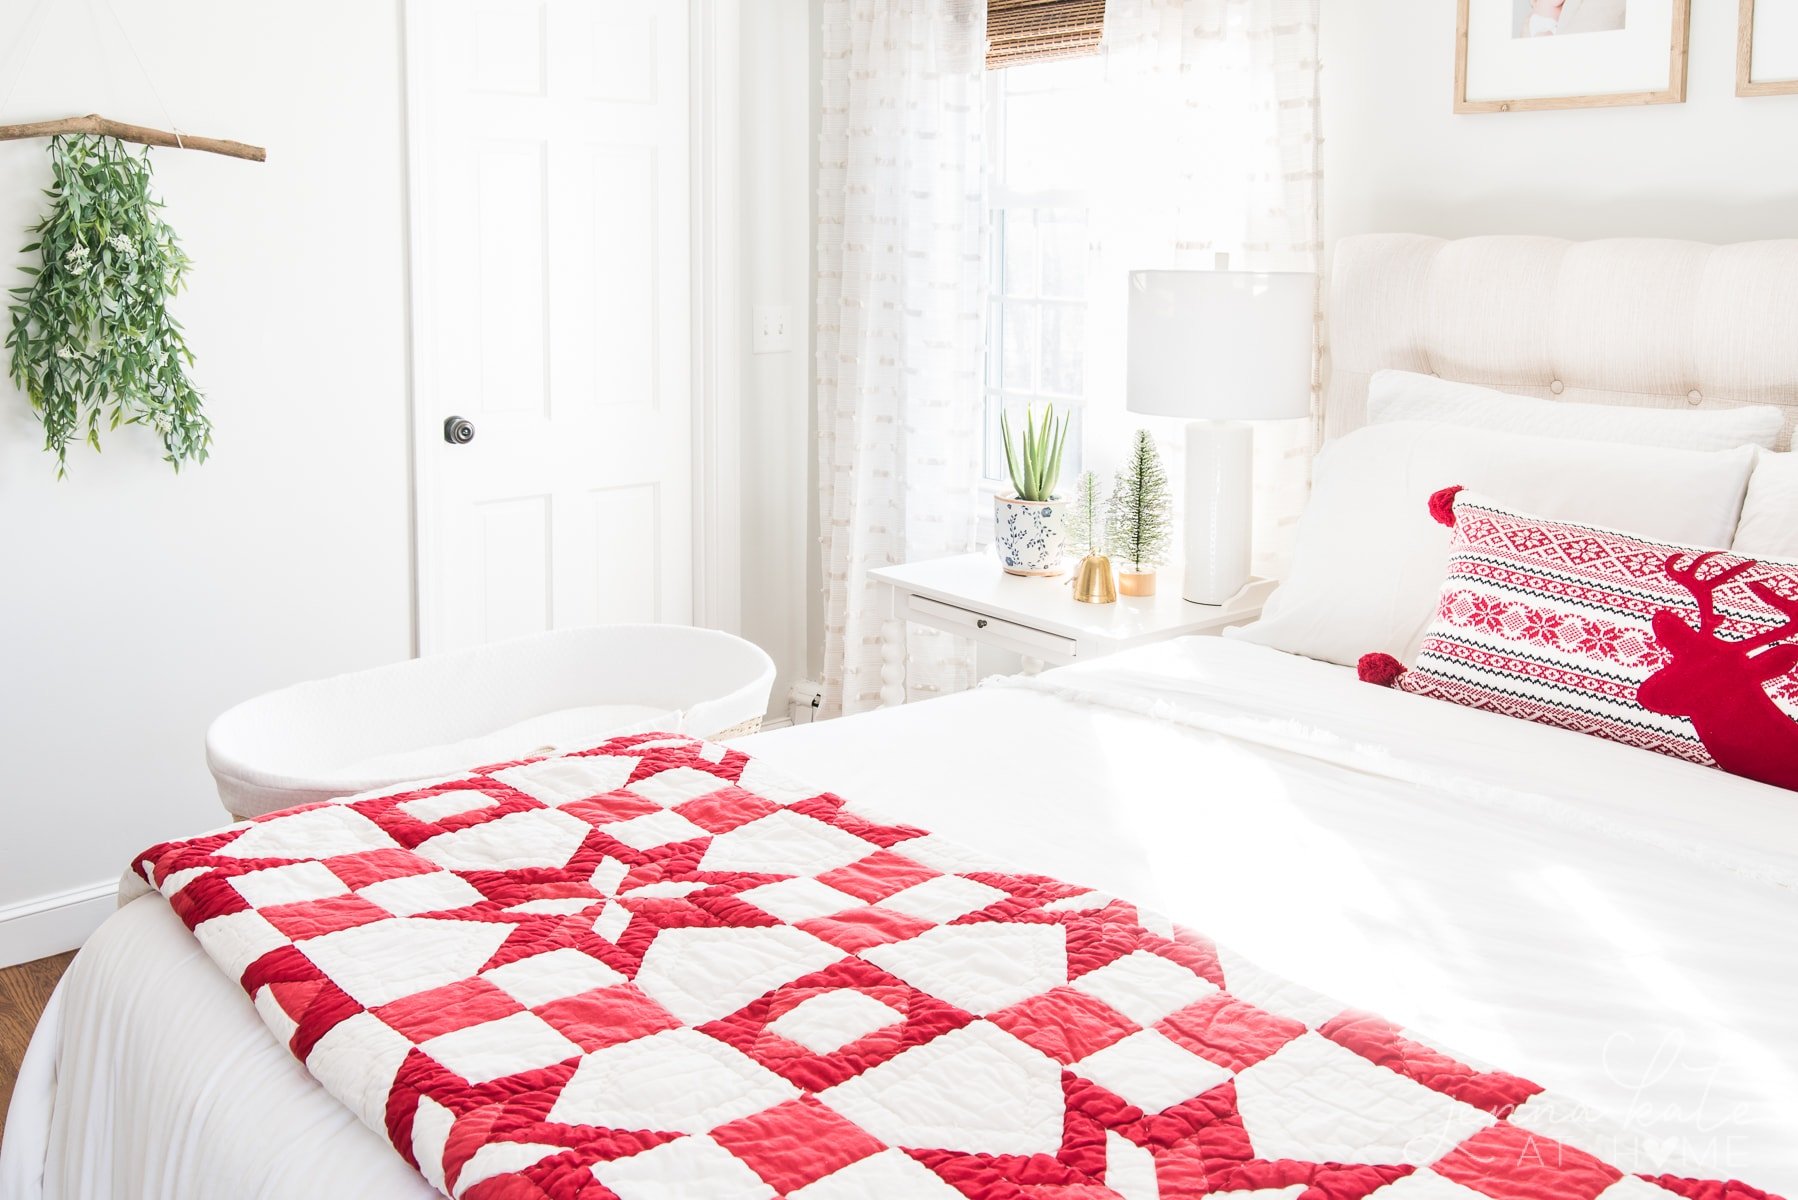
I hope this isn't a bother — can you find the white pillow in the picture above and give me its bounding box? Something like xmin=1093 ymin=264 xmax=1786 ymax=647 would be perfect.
xmin=1367 ymin=369 xmax=1785 ymax=451
xmin=1228 ymin=422 xmax=1757 ymax=667
xmin=1733 ymin=448 xmax=1798 ymax=559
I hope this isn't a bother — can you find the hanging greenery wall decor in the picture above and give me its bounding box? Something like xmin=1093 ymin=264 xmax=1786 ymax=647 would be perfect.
xmin=6 ymin=134 xmax=208 ymax=475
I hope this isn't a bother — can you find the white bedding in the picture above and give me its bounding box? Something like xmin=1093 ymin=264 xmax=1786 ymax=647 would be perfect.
xmin=6 ymin=637 xmax=1795 ymax=1198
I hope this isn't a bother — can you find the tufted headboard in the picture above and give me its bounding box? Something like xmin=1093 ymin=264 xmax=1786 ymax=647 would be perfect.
xmin=1323 ymin=234 xmax=1798 ymax=450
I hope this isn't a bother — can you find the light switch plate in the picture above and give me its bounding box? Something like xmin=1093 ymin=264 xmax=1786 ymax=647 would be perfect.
xmin=752 ymin=303 xmax=791 ymax=354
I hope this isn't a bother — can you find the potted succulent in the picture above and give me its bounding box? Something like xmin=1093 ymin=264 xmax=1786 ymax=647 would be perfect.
xmin=995 ymin=403 xmax=1071 ymax=576
xmin=1107 ymin=429 xmax=1173 ymax=596
xmin=1065 ymin=470 xmax=1116 ymax=604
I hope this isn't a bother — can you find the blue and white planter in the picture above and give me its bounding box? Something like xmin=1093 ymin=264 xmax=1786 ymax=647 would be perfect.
xmin=995 ymin=493 xmax=1066 ymax=576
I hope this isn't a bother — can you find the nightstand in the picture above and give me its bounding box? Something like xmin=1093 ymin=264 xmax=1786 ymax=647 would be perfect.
xmin=868 ymin=553 xmax=1273 ymax=707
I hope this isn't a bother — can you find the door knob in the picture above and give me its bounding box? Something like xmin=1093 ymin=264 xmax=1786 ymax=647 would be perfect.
xmin=443 ymin=416 xmax=476 ymax=445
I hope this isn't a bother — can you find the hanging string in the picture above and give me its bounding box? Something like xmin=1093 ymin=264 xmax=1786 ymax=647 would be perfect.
xmin=0 ymin=0 xmax=189 ymax=150
xmin=0 ymin=0 xmax=67 ymax=121
xmin=0 ymin=0 xmax=261 ymax=161
xmin=97 ymin=0 xmax=184 ymax=148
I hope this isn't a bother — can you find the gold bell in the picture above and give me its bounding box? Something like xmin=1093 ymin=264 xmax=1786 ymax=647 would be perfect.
xmin=1073 ymin=554 xmax=1117 ymax=604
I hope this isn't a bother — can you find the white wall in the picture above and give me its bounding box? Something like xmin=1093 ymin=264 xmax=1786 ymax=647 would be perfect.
xmin=738 ymin=1 xmax=816 ymax=718
xmin=806 ymin=0 xmax=827 ymax=690
xmin=1322 ymin=2 xmax=1798 ymax=245
xmin=0 ymin=1 xmax=412 ymax=963
xmin=0 ymin=1 xmax=818 ymax=964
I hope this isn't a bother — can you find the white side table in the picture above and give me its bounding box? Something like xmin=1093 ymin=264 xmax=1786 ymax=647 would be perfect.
xmin=868 ymin=554 xmax=1273 ymax=707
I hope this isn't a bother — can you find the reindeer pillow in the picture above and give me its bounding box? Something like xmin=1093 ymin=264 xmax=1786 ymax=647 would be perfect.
xmin=1358 ymin=487 xmax=1798 ymax=792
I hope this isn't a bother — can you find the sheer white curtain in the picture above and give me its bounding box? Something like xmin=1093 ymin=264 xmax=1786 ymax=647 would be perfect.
xmin=815 ymin=0 xmax=988 ymax=718
xmin=1077 ymin=0 xmax=1323 ymax=574
xmin=814 ymin=0 xmax=1320 ymax=718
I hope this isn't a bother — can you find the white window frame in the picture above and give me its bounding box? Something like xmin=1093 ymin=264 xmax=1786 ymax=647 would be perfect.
xmin=980 ymin=65 xmax=1096 ymax=501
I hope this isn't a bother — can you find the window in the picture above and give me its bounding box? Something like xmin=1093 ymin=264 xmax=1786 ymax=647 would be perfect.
xmin=981 ymin=57 xmax=1108 ymax=489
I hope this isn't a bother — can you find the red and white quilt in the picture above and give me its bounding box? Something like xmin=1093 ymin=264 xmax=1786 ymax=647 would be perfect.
xmin=135 ymin=733 xmax=1779 ymax=1200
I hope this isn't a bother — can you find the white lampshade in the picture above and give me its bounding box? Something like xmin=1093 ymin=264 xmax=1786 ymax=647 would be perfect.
xmin=1126 ymin=269 xmax=1316 ymax=421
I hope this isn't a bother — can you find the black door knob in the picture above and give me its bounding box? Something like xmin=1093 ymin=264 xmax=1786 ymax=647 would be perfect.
xmin=443 ymin=416 xmax=476 ymax=445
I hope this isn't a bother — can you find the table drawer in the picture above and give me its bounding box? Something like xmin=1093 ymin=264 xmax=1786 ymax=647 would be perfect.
xmin=905 ymin=594 xmax=1078 ymax=662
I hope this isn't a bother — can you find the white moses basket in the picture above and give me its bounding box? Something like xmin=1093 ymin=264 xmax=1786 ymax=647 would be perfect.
xmin=206 ymin=625 xmax=776 ymax=819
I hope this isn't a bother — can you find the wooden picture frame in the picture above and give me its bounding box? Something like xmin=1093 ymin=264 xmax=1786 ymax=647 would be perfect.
xmin=1455 ymin=0 xmax=1690 ymax=113
xmin=1739 ymin=0 xmax=1798 ymax=96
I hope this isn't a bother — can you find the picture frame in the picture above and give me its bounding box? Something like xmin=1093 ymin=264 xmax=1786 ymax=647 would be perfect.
xmin=1455 ymin=0 xmax=1691 ymax=113
xmin=1738 ymin=0 xmax=1798 ymax=96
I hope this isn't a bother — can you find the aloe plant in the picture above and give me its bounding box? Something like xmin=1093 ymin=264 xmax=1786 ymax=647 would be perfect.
xmin=999 ymin=403 xmax=1070 ymax=502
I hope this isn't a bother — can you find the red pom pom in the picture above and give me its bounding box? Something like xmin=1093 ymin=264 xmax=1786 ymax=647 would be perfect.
xmin=1428 ymin=485 xmax=1465 ymax=528
xmin=1358 ymin=653 xmax=1407 ymax=687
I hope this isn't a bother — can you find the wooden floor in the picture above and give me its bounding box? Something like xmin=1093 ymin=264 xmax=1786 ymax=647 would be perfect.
xmin=0 ymin=952 xmax=75 ymax=1139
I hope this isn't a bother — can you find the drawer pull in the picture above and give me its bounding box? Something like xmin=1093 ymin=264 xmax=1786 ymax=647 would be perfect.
xmin=976 ymin=618 xmax=988 ymax=628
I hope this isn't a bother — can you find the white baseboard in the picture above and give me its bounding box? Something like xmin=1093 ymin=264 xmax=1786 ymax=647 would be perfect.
xmin=0 ymin=880 xmax=118 ymax=969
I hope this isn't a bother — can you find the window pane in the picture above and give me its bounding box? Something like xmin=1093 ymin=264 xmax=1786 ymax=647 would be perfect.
xmin=1001 ymin=301 xmax=1037 ymax=392
xmin=999 ymin=60 xmax=1104 ymax=193
xmin=984 ymin=300 xmax=1004 ymax=389
xmin=1002 ymin=56 xmax=1102 ymax=96
xmin=1040 ymin=306 xmax=1084 ymax=397
xmin=988 ymin=210 xmax=1008 ymax=292
xmin=1063 ymin=408 xmax=1084 ymax=482
xmin=1003 ymin=92 xmax=1087 ymax=193
xmin=981 ymin=62 xmax=1105 ymax=496
xmin=1038 ymin=213 xmax=1088 ymax=300
xmin=983 ymin=393 xmax=1007 ymax=483
xmin=1003 ymin=211 xmax=1039 ymax=297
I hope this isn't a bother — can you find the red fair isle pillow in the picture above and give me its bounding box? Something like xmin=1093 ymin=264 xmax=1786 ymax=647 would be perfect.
xmin=1359 ymin=487 xmax=1798 ymax=791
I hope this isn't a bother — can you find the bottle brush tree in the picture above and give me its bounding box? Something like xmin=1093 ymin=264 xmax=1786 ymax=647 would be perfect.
xmin=6 ymin=134 xmax=208 ymax=476
xmin=1065 ymin=469 xmax=1106 ymax=558
xmin=1107 ymin=429 xmax=1172 ymax=572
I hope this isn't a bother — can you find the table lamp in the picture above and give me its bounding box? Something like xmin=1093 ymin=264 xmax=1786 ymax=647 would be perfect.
xmin=1126 ymin=268 xmax=1315 ymax=605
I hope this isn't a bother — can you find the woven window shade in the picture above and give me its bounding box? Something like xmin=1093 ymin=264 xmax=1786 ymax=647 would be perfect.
xmin=986 ymin=0 xmax=1106 ymax=70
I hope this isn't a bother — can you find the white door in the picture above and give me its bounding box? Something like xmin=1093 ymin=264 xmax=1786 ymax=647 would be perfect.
xmin=408 ymin=0 xmax=692 ymax=654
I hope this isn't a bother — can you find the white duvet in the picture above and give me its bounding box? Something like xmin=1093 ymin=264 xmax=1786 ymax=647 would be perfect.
xmin=5 ymin=638 xmax=1795 ymax=1198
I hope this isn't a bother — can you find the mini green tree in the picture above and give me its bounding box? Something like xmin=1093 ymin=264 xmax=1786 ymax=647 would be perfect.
xmin=1107 ymin=429 xmax=1172 ymax=573
xmin=6 ymin=135 xmax=208 ymax=475
xmin=1065 ymin=469 xmax=1107 ymax=558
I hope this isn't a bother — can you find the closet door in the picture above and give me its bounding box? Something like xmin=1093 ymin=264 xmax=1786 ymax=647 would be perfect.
xmin=408 ymin=0 xmax=692 ymax=653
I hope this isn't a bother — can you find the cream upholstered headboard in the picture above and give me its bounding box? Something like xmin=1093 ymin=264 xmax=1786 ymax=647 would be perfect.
xmin=1323 ymin=234 xmax=1798 ymax=450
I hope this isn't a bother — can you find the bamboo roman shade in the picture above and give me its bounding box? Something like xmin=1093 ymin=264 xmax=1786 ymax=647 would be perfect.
xmin=986 ymin=0 xmax=1107 ymax=69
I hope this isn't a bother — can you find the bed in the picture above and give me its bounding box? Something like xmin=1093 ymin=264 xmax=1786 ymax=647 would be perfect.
xmin=6 ymin=234 xmax=1798 ymax=1199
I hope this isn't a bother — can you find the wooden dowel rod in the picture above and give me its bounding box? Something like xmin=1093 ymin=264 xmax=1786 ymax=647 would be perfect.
xmin=0 ymin=114 xmax=265 ymax=162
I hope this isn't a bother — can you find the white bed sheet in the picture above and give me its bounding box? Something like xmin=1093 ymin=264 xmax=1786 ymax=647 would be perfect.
xmin=6 ymin=637 xmax=1795 ymax=1198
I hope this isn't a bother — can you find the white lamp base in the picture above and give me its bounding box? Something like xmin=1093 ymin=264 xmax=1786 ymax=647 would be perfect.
xmin=1182 ymin=420 xmax=1252 ymax=605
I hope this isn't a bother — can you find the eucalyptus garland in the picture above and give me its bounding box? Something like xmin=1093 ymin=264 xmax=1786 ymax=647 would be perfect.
xmin=6 ymin=134 xmax=208 ymax=474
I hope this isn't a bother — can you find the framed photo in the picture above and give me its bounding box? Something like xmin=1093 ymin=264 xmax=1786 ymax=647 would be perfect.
xmin=1455 ymin=0 xmax=1691 ymax=112
xmin=1739 ymin=0 xmax=1798 ymax=96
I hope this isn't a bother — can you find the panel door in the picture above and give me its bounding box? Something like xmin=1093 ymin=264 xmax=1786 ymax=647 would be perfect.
xmin=409 ymin=0 xmax=691 ymax=653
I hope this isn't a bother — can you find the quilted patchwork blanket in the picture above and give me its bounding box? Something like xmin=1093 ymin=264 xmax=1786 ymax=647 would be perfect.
xmin=135 ymin=733 xmax=1779 ymax=1200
